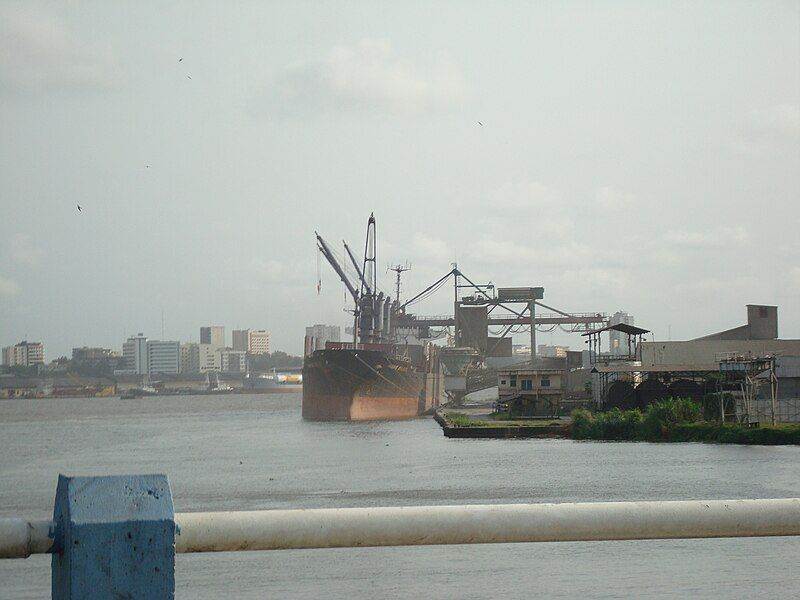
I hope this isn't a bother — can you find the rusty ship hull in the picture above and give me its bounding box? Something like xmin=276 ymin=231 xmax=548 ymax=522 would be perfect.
xmin=302 ymin=348 xmax=434 ymax=421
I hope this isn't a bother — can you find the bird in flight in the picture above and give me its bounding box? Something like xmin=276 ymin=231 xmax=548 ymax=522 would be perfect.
xmin=478 ymin=121 xmax=483 ymax=126
xmin=187 ymin=75 xmax=192 ymax=80
xmin=145 ymin=165 xmax=151 ymax=169
xmin=77 ymin=204 xmax=82 ymax=212
xmin=178 ymin=58 xmax=183 ymax=62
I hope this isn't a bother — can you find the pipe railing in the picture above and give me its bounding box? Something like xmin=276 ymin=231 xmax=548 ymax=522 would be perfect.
xmin=4 ymin=498 xmax=800 ymax=559
xmin=3 ymin=474 xmax=800 ymax=599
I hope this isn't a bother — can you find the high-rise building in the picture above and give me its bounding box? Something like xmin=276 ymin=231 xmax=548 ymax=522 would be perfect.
xmin=200 ymin=326 xmax=225 ymax=348
xmin=122 ymin=334 xmax=148 ymax=374
xmin=232 ymin=329 xmax=249 ymax=352
xmin=304 ymin=324 xmax=340 ymax=356
xmin=1 ymin=341 xmax=45 ymax=366
xmin=609 ymin=311 xmax=635 ymax=356
xmin=147 ymin=341 xmax=180 ymax=374
xmin=179 ymin=343 xmax=200 ymax=374
xmin=232 ymin=329 xmax=271 ymax=354
xmin=248 ymin=330 xmax=270 ymax=354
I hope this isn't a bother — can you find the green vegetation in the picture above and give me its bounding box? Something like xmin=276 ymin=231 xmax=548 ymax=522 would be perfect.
xmin=246 ymin=351 xmax=303 ymax=371
xmin=571 ymin=397 xmax=800 ymax=444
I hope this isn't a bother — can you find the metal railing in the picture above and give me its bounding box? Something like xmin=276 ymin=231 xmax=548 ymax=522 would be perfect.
xmin=4 ymin=498 xmax=800 ymax=559
xmin=2 ymin=474 xmax=799 ymax=598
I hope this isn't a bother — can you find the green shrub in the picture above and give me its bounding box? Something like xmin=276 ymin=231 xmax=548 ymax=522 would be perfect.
xmin=639 ymin=397 xmax=701 ymax=440
xmin=571 ymin=409 xmax=597 ymax=439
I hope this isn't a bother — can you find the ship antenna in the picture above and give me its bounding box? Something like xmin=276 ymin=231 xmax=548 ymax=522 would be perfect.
xmin=389 ymin=262 xmax=411 ymax=304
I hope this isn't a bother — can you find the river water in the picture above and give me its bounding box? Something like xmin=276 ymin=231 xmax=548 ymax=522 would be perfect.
xmin=1 ymin=393 xmax=799 ymax=599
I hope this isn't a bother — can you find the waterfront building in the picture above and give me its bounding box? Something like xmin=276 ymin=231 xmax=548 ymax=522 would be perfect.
xmin=147 ymin=340 xmax=180 ymax=375
xmin=497 ymin=362 xmax=565 ymax=417
xmin=219 ymin=349 xmax=247 ymax=372
xmin=2 ymin=341 xmax=45 ymax=366
xmin=609 ymin=311 xmax=634 ymax=356
xmin=122 ymin=334 xmax=148 ymax=374
xmin=304 ymin=324 xmax=340 ymax=356
xmin=179 ymin=343 xmax=200 ymax=374
xmin=200 ymin=326 xmax=225 ymax=348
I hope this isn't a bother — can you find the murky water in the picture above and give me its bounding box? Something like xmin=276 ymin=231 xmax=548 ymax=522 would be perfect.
xmin=1 ymin=393 xmax=799 ymax=599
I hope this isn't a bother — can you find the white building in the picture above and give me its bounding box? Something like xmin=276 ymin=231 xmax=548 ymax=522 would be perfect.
xmin=1 ymin=341 xmax=45 ymax=367
xmin=122 ymin=334 xmax=149 ymax=374
xmin=232 ymin=329 xmax=271 ymax=354
xmin=249 ymin=330 xmax=270 ymax=354
xmin=609 ymin=311 xmax=634 ymax=356
xmin=219 ymin=349 xmax=247 ymax=372
xmin=199 ymin=343 xmax=220 ymax=372
xmin=304 ymin=324 xmax=340 ymax=356
xmin=147 ymin=340 xmax=180 ymax=374
xmin=200 ymin=326 xmax=225 ymax=348
xmin=538 ymin=344 xmax=569 ymax=358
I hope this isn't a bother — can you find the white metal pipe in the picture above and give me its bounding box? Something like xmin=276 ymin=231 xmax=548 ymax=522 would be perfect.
xmin=4 ymin=499 xmax=800 ymax=559
xmin=174 ymin=498 xmax=800 ymax=553
xmin=0 ymin=518 xmax=54 ymax=559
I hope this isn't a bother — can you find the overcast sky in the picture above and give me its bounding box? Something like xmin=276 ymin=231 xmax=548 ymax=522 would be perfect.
xmin=1 ymin=1 xmax=799 ymax=358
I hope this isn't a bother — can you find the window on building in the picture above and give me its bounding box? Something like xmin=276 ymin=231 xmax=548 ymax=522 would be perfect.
xmin=510 ymin=376 xmax=517 ymax=387
xmin=500 ymin=379 xmax=507 ymax=385
xmin=540 ymin=378 xmax=550 ymax=387
xmin=522 ymin=380 xmax=532 ymax=391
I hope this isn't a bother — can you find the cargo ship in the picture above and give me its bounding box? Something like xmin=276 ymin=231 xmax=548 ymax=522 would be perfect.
xmin=303 ymin=215 xmax=443 ymax=421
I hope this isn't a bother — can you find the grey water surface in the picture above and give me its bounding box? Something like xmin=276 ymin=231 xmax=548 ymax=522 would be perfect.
xmin=1 ymin=393 xmax=799 ymax=599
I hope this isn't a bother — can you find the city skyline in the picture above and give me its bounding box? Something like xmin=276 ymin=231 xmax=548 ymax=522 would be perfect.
xmin=1 ymin=2 xmax=798 ymax=360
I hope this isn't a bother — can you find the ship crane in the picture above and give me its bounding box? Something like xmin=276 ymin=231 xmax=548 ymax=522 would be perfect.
xmin=315 ymin=232 xmax=361 ymax=345
xmin=343 ymin=241 xmax=371 ymax=297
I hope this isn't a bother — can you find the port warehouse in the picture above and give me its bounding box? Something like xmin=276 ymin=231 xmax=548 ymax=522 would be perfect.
xmin=463 ymin=303 xmax=799 ymax=421
xmin=586 ymin=304 xmax=800 ymax=422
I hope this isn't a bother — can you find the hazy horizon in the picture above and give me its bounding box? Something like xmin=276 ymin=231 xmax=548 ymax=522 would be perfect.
xmin=2 ymin=1 xmax=799 ymax=359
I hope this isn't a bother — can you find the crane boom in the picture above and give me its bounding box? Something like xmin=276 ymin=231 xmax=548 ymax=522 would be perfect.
xmin=316 ymin=232 xmax=359 ymax=304
xmin=343 ymin=241 xmax=371 ymax=296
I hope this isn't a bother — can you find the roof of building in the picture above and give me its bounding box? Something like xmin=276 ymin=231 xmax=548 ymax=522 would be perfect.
xmin=499 ymin=359 xmax=565 ymax=373
xmin=581 ymin=323 xmax=650 ymax=336
xmin=591 ymin=364 xmax=718 ymax=373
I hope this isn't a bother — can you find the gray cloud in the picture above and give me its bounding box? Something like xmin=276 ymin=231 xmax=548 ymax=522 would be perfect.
xmin=0 ymin=3 xmax=122 ymax=95
xmin=0 ymin=275 xmax=21 ymax=297
xmin=253 ymin=39 xmax=464 ymax=116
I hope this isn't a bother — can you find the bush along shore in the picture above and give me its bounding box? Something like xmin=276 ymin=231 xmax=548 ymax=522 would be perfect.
xmin=436 ymin=399 xmax=800 ymax=444
xmin=571 ymin=398 xmax=800 ymax=445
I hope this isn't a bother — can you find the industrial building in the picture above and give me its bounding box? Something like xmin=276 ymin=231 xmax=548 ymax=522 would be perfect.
xmin=588 ymin=305 xmax=800 ymax=422
xmin=497 ymin=363 xmax=565 ymax=417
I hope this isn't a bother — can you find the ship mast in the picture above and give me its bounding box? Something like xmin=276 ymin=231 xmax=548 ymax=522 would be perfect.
xmin=359 ymin=213 xmax=378 ymax=344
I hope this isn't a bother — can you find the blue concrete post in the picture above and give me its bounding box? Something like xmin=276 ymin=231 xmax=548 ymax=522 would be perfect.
xmin=51 ymin=474 xmax=175 ymax=599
